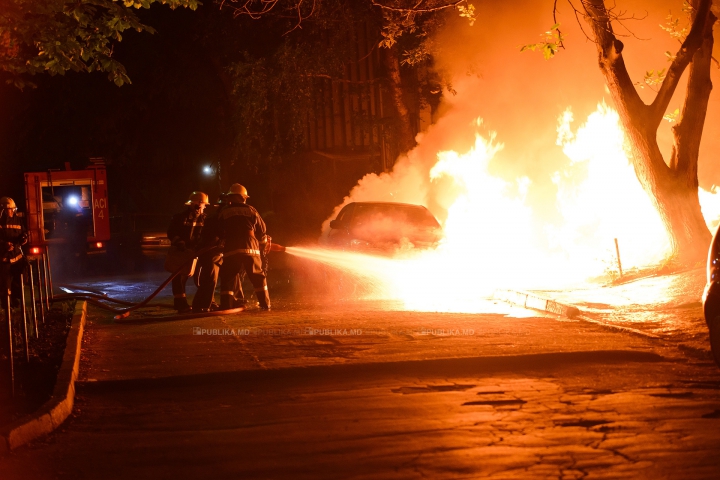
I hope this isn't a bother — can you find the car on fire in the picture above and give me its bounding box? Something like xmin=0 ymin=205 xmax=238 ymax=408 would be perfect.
xmin=703 ymin=223 xmax=720 ymax=367
xmin=327 ymin=202 xmax=443 ymax=254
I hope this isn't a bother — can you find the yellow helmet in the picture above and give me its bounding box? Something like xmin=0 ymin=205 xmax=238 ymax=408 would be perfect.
xmin=0 ymin=197 xmax=17 ymax=209
xmin=227 ymin=183 xmax=249 ymax=198
xmin=185 ymin=191 xmax=209 ymax=206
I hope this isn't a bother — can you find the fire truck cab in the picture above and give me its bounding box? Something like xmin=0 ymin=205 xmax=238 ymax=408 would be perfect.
xmin=23 ymin=159 xmax=110 ymax=259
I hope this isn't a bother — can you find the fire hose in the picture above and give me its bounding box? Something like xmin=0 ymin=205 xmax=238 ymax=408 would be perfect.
xmin=51 ymin=241 xmax=286 ymax=322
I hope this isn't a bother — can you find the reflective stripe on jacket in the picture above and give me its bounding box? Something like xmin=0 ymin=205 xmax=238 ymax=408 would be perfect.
xmin=0 ymin=216 xmax=27 ymax=263
xmin=167 ymin=209 xmax=206 ymax=249
xmin=218 ymin=203 xmax=267 ymax=256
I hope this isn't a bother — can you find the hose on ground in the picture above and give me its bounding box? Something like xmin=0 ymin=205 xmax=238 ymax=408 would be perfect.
xmin=51 ymin=245 xmax=225 ymax=320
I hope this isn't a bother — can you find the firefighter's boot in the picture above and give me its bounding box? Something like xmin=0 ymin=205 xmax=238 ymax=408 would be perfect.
xmin=255 ymin=286 xmax=271 ymax=311
xmin=220 ymin=293 xmax=235 ymax=311
xmin=173 ymin=295 xmax=191 ymax=314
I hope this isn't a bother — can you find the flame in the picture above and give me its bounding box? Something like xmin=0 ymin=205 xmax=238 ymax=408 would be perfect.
xmin=295 ymin=102 xmax=720 ymax=313
xmin=549 ymin=103 xmax=670 ymax=271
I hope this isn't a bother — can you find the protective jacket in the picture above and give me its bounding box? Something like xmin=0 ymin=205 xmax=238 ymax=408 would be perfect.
xmin=217 ymin=203 xmax=267 ymax=256
xmin=0 ymin=215 xmax=27 ymax=264
xmin=167 ymin=209 xmax=205 ymax=250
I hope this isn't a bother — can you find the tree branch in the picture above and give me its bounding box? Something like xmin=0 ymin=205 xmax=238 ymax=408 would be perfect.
xmin=370 ymin=0 xmax=467 ymax=14
xmin=582 ymin=0 xmax=645 ymax=112
xmin=552 ymin=0 xmax=566 ymax=49
xmin=670 ymin=9 xmax=716 ymax=180
xmin=650 ymin=0 xmax=712 ymax=125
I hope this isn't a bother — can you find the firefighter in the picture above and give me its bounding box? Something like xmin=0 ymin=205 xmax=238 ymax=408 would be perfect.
xmin=191 ymin=194 xmax=224 ymax=312
xmin=0 ymin=197 xmax=28 ymax=310
xmin=217 ymin=184 xmax=271 ymax=310
xmin=167 ymin=191 xmax=208 ymax=313
xmin=192 ymin=194 xmax=247 ymax=312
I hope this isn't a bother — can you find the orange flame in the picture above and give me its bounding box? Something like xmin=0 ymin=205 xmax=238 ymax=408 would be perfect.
xmin=304 ymin=102 xmax=720 ymax=313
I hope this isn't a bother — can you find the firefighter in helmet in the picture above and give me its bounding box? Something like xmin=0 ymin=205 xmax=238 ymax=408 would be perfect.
xmin=167 ymin=191 xmax=208 ymax=313
xmin=192 ymin=193 xmax=247 ymax=312
xmin=191 ymin=194 xmax=224 ymax=312
xmin=217 ymin=184 xmax=271 ymax=310
xmin=0 ymin=197 xmax=28 ymax=310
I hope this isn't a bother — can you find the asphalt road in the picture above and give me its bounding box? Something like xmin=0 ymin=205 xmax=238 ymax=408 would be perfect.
xmin=1 ymin=273 xmax=720 ymax=479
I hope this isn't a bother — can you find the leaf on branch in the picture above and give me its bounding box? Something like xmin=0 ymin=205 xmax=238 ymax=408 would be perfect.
xmin=659 ymin=2 xmax=691 ymax=42
xmin=520 ymin=23 xmax=564 ymax=60
xmin=663 ymin=108 xmax=680 ymax=122
xmin=457 ymin=4 xmax=476 ymax=27
xmin=633 ymin=68 xmax=668 ymax=91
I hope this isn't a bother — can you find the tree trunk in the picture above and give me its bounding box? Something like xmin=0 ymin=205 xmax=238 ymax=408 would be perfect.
xmin=381 ymin=44 xmax=416 ymax=155
xmin=583 ymin=0 xmax=716 ymax=265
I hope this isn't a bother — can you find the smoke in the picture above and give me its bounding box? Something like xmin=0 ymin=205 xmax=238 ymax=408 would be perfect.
xmin=322 ymin=0 xmax=720 ymax=238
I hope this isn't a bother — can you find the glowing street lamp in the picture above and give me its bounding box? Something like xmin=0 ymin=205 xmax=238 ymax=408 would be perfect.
xmin=202 ymin=161 xmax=222 ymax=193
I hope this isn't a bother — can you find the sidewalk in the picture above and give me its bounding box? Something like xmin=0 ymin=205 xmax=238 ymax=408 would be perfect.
xmin=0 ymin=291 xmax=719 ymax=478
xmin=535 ymin=268 xmax=711 ymax=357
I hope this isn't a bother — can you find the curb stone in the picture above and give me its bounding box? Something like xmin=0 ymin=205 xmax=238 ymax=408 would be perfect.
xmin=494 ymin=289 xmax=662 ymax=340
xmin=494 ymin=289 xmax=581 ymax=319
xmin=0 ymin=300 xmax=87 ymax=454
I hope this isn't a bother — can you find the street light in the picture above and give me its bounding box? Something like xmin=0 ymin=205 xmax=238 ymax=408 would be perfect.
xmin=202 ymin=161 xmax=222 ymax=194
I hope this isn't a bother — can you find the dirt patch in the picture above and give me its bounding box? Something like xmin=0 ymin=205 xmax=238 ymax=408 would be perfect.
xmin=0 ymin=301 xmax=75 ymax=426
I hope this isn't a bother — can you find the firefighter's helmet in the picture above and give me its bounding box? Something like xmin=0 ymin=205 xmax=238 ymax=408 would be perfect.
xmin=0 ymin=197 xmax=17 ymax=209
xmin=185 ymin=191 xmax=209 ymax=206
xmin=227 ymin=183 xmax=249 ymax=199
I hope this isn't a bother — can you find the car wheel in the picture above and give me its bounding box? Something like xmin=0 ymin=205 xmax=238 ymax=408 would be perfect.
xmin=709 ymin=315 xmax=720 ymax=368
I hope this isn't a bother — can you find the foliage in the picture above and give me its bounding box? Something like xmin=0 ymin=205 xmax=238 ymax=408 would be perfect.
xmin=520 ymin=23 xmax=564 ymax=60
xmin=378 ymin=1 xmax=475 ymax=65
xmin=663 ymin=108 xmax=680 ymax=122
xmin=0 ymin=0 xmax=199 ymax=88
xmin=634 ymin=68 xmax=667 ymax=91
xmin=220 ymin=0 xmax=472 ymax=166
xmin=659 ymin=1 xmax=692 ymax=42
xmin=224 ymin=0 xmax=367 ymax=166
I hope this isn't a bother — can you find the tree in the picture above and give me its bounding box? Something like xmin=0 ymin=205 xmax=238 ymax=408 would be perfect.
xmin=533 ymin=0 xmax=717 ymax=264
xmin=218 ymin=0 xmax=474 ymax=158
xmin=372 ymin=0 xmax=475 ymax=153
xmin=0 ymin=0 xmax=199 ymax=88
xmin=582 ymin=0 xmax=716 ymax=264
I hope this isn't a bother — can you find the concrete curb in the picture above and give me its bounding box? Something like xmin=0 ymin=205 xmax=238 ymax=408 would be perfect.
xmin=494 ymin=289 xmax=581 ymax=319
xmin=494 ymin=289 xmax=661 ymax=340
xmin=0 ymin=300 xmax=87 ymax=454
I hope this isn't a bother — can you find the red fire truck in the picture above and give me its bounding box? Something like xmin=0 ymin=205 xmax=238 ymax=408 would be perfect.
xmin=23 ymin=158 xmax=110 ymax=259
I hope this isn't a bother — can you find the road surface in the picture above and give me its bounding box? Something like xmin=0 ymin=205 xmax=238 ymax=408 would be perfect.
xmin=1 ymin=269 xmax=719 ymax=479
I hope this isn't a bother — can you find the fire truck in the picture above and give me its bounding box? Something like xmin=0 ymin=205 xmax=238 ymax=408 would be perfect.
xmin=23 ymin=158 xmax=110 ymax=261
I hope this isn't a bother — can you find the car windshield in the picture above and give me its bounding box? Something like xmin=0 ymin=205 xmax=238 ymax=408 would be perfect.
xmin=348 ymin=204 xmax=440 ymax=245
xmin=352 ymin=204 xmax=439 ymax=228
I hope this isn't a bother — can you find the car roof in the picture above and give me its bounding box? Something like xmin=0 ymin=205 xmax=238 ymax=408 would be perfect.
xmin=346 ymin=202 xmax=429 ymax=209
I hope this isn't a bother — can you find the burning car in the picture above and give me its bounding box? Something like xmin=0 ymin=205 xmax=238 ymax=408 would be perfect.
xmin=328 ymin=202 xmax=443 ymax=254
xmin=703 ymin=224 xmax=720 ymax=367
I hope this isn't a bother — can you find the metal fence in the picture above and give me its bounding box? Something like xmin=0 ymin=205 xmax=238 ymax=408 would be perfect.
xmin=3 ymin=252 xmax=53 ymax=397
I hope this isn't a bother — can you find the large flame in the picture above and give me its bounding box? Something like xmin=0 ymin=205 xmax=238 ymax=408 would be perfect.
xmin=296 ymin=102 xmax=720 ymax=313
